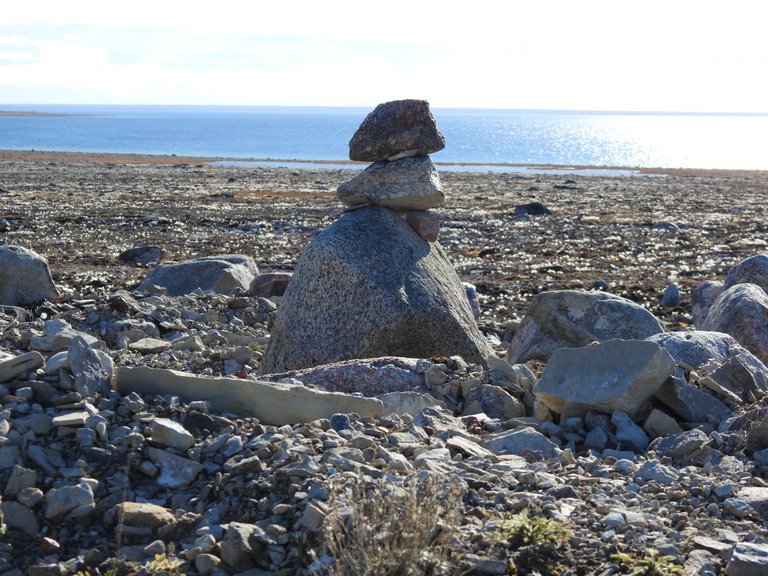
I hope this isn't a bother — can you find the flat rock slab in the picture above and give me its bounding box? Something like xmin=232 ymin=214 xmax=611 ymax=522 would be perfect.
xmin=115 ymin=365 xmax=383 ymax=425
xmin=336 ymin=156 xmax=444 ymax=211
xmin=534 ymin=339 xmax=675 ymax=418
xmin=348 ymin=99 xmax=445 ymax=162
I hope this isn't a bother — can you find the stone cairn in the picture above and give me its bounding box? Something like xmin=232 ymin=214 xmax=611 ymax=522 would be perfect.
xmin=338 ymin=99 xmax=447 ymax=240
xmin=260 ymin=99 xmax=492 ymax=373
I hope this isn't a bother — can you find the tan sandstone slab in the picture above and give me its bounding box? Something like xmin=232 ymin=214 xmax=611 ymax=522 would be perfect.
xmin=115 ymin=366 xmax=383 ymax=425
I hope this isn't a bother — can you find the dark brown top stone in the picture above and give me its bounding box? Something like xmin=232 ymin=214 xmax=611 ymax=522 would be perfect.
xmin=348 ymin=99 xmax=445 ymax=162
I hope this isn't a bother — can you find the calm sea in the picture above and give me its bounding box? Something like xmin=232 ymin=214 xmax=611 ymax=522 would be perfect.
xmin=0 ymin=104 xmax=766 ymax=171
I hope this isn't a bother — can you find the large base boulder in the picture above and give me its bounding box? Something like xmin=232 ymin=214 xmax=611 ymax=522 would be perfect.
xmin=261 ymin=206 xmax=492 ymax=373
xmin=507 ymin=290 xmax=665 ymax=364
xmin=0 ymin=245 xmax=59 ymax=306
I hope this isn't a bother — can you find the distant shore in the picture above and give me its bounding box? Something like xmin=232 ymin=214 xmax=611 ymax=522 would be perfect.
xmin=1 ymin=148 xmax=766 ymax=179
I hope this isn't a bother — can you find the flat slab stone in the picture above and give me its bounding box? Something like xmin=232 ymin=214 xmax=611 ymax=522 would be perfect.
xmin=336 ymin=156 xmax=444 ymax=211
xmin=533 ymin=339 xmax=675 ymax=418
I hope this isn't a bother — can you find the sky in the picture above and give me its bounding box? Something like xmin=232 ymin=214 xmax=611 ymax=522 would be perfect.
xmin=1 ymin=1 xmax=766 ymax=112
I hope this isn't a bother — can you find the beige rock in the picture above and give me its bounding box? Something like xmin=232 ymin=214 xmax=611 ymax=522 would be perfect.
xmin=643 ymin=408 xmax=684 ymax=438
xmin=116 ymin=366 xmax=383 ymax=425
xmin=0 ymin=351 xmax=44 ymax=383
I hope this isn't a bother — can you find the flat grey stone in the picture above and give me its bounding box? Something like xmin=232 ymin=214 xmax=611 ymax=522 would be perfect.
xmin=336 ymin=156 xmax=444 ymax=211
xmin=534 ymin=339 xmax=674 ymax=418
xmin=725 ymin=542 xmax=768 ymax=576
xmin=482 ymin=426 xmax=562 ymax=459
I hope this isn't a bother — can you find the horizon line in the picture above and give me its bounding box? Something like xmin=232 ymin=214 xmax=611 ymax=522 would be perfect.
xmin=1 ymin=103 xmax=767 ymax=116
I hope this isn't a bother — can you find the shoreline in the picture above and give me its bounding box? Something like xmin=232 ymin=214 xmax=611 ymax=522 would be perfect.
xmin=1 ymin=148 xmax=767 ymax=178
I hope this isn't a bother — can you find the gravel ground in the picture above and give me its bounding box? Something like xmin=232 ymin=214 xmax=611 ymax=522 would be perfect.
xmin=1 ymin=152 xmax=768 ymax=575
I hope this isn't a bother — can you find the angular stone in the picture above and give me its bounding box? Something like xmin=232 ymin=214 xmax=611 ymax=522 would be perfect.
xmin=4 ymin=465 xmax=37 ymax=498
xmin=642 ymin=408 xmax=683 ymax=438
xmin=647 ymin=330 xmax=766 ymax=372
xmin=725 ymin=542 xmax=768 ymax=576
xmin=348 ymin=99 xmax=445 ymax=162
xmin=248 ymin=272 xmax=292 ymax=298
xmin=116 ymin=366 xmax=383 ymax=425
xmin=138 ymin=254 xmax=258 ymax=296
xmin=1 ymin=500 xmax=39 ymax=536
xmin=118 ymin=245 xmax=163 ymax=266
xmin=337 ymin=156 xmax=444 ymax=211
xmin=653 ymin=376 xmax=732 ymax=426
xmin=0 ymin=245 xmax=59 ymax=306
xmin=150 ymin=418 xmax=195 ymax=450
xmin=128 ymin=337 xmax=172 ymax=354
xmin=462 ymin=384 xmax=525 ymax=420
xmin=482 ymin=427 xmax=562 ymax=459
xmin=0 ymin=446 xmax=21 ymax=470
xmin=31 ymin=319 xmax=100 ymax=352
xmin=261 ymin=206 xmax=492 ymax=372
xmin=51 ymin=411 xmax=90 ymax=428
xmin=405 ymin=210 xmax=442 ymax=242
xmin=533 ymin=339 xmax=675 ymax=418
xmin=68 ymin=335 xmax=111 ymax=399
xmin=692 ymin=280 xmax=724 ymax=328
xmin=44 ymin=482 xmax=95 ymax=520
xmin=736 ymin=487 xmax=768 ymax=520
xmin=146 ymin=447 xmax=203 ymax=488
xmin=507 ymin=290 xmax=665 ymax=364
xmin=0 ymin=351 xmax=44 ymax=384
xmin=702 ymin=283 xmax=768 ymax=365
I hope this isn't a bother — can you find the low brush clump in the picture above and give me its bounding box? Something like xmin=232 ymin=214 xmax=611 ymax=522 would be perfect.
xmin=322 ymin=473 xmax=464 ymax=576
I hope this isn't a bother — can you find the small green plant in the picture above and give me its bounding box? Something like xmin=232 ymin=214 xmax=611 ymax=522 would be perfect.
xmin=141 ymin=553 xmax=184 ymax=575
xmin=611 ymin=548 xmax=684 ymax=576
xmin=495 ymin=508 xmax=571 ymax=552
xmin=491 ymin=508 xmax=572 ymax=574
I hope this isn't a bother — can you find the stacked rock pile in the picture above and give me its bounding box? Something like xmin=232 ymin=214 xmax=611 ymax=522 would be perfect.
xmin=338 ymin=99 xmax=446 ymax=242
xmin=260 ymin=100 xmax=493 ymax=373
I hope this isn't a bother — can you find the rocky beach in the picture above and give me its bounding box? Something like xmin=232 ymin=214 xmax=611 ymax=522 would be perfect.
xmin=2 ymin=137 xmax=768 ymax=576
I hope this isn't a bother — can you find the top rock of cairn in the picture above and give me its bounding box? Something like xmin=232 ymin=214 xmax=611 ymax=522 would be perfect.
xmin=348 ymin=99 xmax=445 ymax=162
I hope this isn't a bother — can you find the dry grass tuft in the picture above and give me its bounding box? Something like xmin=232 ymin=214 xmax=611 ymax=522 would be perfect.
xmin=322 ymin=472 xmax=464 ymax=576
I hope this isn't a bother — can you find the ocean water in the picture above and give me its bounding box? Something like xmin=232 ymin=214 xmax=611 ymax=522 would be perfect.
xmin=0 ymin=104 xmax=766 ymax=171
